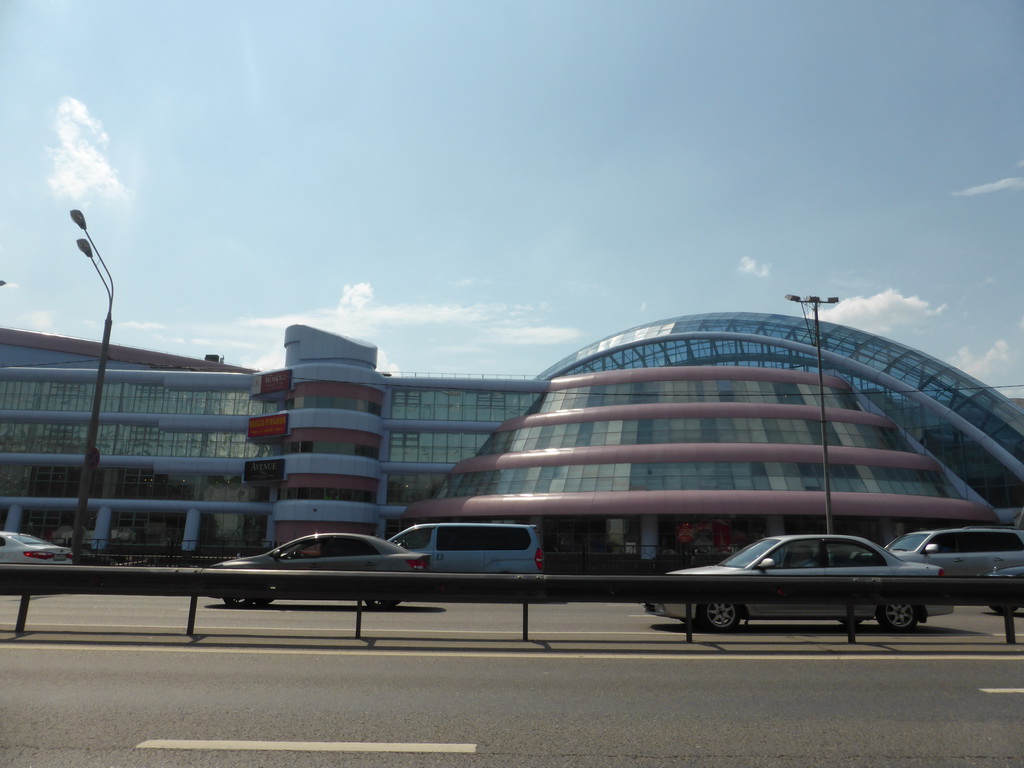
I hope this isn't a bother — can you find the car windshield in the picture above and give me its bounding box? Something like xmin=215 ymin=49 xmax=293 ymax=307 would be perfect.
xmin=887 ymin=533 xmax=929 ymax=552
xmin=719 ymin=538 xmax=780 ymax=568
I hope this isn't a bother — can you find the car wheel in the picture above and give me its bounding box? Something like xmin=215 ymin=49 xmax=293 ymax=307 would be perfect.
xmin=365 ymin=600 xmax=401 ymax=610
xmin=696 ymin=603 xmax=742 ymax=632
xmin=875 ymin=604 xmax=919 ymax=632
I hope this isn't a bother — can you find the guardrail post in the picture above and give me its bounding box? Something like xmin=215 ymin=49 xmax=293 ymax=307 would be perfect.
xmin=186 ymin=595 xmax=198 ymax=636
xmin=845 ymin=603 xmax=857 ymax=644
xmin=15 ymin=594 xmax=30 ymax=633
xmin=522 ymin=602 xmax=529 ymax=642
xmin=1002 ymin=606 xmax=1016 ymax=645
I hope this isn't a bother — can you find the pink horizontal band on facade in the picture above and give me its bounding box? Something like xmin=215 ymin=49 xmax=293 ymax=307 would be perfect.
xmin=292 ymin=380 xmax=385 ymax=402
xmin=404 ymin=491 xmax=996 ymax=522
xmin=451 ymin=444 xmax=942 ymax=473
xmin=282 ymin=474 xmax=379 ymax=492
xmin=498 ymin=403 xmax=891 ymax=431
xmin=288 ymin=428 xmax=382 ymax=446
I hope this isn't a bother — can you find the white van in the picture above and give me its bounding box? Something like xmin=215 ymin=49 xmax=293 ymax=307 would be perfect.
xmin=389 ymin=523 xmax=544 ymax=573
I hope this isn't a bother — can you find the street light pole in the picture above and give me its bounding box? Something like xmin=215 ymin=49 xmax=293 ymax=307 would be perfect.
xmin=70 ymin=210 xmax=114 ymax=563
xmin=785 ymin=294 xmax=840 ymax=534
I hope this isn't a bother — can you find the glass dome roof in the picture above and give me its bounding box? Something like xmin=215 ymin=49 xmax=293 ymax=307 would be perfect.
xmin=538 ymin=312 xmax=1024 ymax=476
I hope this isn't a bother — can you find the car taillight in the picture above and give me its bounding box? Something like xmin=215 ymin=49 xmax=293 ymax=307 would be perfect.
xmin=937 ymin=568 xmax=945 ymax=576
xmin=406 ymin=557 xmax=430 ymax=570
xmin=23 ymin=551 xmax=54 ymax=560
xmin=534 ymin=548 xmax=544 ymax=572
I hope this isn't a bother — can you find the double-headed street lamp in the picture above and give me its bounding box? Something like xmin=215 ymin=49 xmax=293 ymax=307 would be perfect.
xmin=785 ymin=294 xmax=840 ymax=534
xmin=70 ymin=210 xmax=115 ymax=563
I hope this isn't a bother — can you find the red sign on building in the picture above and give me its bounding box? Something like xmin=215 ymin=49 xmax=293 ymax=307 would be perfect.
xmin=258 ymin=370 xmax=292 ymax=394
xmin=247 ymin=413 xmax=289 ymax=438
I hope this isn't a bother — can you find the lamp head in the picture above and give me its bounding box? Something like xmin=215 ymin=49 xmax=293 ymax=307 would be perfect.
xmin=70 ymin=210 xmax=87 ymax=230
xmin=76 ymin=238 xmax=94 ymax=258
xmin=784 ymin=294 xmax=801 ymax=302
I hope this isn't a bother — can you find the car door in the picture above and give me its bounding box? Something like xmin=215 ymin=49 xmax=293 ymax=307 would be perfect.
xmin=921 ymin=532 xmax=972 ymax=575
xmin=432 ymin=527 xmax=485 ymax=572
xmin=958 ymin=531 xmax=1024 ymax=574
xmin=316 ymin=536 xmax=385 ymax=570
xmin=819 ymin=539 xmax=893 ymax=618
xmin=750 ymin=538 xmax=827 ymax=617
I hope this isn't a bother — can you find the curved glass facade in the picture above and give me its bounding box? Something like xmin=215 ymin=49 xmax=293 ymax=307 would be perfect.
xmin=536 ymin=378 xmax=860 ymax=411
xmin=437 ymin=461 xmax=958 ymax=499
xmin=479 ymin=417 xmax=908 ymax=455
xmin=535 ymin=312 xmax=1024 ymax=511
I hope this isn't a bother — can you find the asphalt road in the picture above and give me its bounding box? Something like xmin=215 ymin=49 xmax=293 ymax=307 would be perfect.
xmin=2 ymin=595 xmax=1024 ymax=767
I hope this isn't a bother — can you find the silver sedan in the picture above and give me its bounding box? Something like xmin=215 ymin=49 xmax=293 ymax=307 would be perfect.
xmin=644 ymin=534 xmax=951 ymax=632
xmin=210 ymin=532 xmax=430 ymax=608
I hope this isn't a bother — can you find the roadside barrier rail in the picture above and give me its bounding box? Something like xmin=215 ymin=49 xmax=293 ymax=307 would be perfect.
xmin=2 ymin=564 xmax=1023 ymax=645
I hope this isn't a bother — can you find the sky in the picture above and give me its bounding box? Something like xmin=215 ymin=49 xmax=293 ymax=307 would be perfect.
xmin=1 ymin=2 xmax=1022 ymax=394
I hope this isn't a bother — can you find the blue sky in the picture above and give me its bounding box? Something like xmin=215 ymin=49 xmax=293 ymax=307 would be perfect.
xmin=1 ymin=2 xmax=1022 ymax=393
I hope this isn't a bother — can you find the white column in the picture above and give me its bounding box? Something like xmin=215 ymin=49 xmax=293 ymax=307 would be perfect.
xmin=182 ymin=508 xmax=201 ymax=551
xmin=3 ymin=504 xmax=22 ymax=532
xmin=91 ymin=506 xmax=113 ymax=550
xmin=640 ymin=514 xmax=658 ymax=560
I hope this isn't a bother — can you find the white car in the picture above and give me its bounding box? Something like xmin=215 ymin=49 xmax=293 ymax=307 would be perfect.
xmin=643 ymin=534 xmax=951 ymax=632
xmin=0 ymin=532 xmax=72 ymax=564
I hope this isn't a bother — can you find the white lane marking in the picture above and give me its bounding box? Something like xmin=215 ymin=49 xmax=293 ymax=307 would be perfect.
xmin=980 ymin=688 xmax=1024 ymax=693
xmin=4 ymin=644 xmax=1023 ymax=661
xmin=137 ymin=739 xmax=476 ymax=753
xmin=2 ymin=623 xmax=658 ymax=636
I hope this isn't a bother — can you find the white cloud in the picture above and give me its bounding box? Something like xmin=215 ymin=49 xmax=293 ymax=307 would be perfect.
xmin=488 ymin=326 xmax=583 ymax=345
xmin=47 ymin=97 xmax=130 ymax=201
xmin=120 ymin=320 xmax=166 ymax=331
xmin=951 ymin=340 xmax=1012 ymax=381
xmin=737 ymin=256 xmax=771 ymax=277
xmin=186 ymin=282 xmax=581 ymax=370
xmin=16 ymin=310 xmax=55 ymax=331
xmin=818 ymin=289 xmax=946 ymax=334
xmin=952 ymin=177 xmax=1024 ymax=196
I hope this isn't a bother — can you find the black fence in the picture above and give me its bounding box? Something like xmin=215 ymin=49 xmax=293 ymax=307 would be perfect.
xmin=544 ymin=551 xmax=725 ymax=575
xmin=76 ymin=542 xmax=267 ymax=568
xmin=74 ymin=545 xmax=729 ymax=574
xmin=4 ymin=564 xmax=1024 ymax=645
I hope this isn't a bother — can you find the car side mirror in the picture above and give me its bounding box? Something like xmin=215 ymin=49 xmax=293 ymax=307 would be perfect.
xmin=924 ymin=544 xmax=939 ymax=555
xmin=756 ymin=557 xmax=777 ymax=570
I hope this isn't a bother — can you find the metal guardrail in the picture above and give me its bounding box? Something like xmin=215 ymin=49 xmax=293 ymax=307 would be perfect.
xmin=2 ymin=565 xmax=1024 ymax=645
